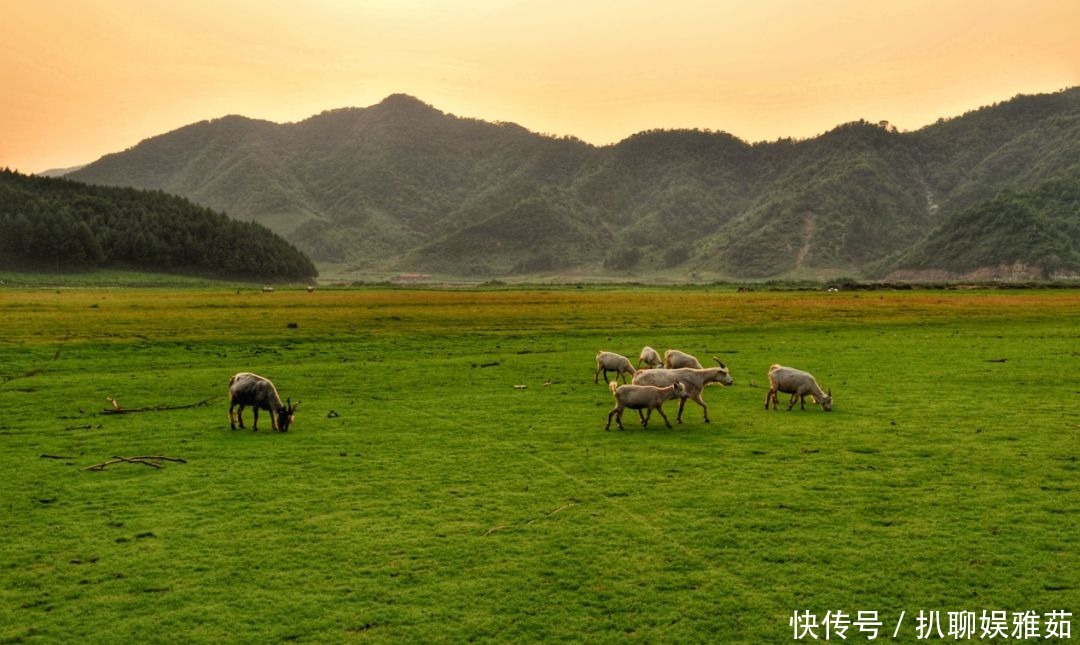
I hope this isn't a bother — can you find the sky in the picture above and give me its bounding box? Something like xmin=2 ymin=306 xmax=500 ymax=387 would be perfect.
xmin=2 ymin=0 xmax=1077 ymax=174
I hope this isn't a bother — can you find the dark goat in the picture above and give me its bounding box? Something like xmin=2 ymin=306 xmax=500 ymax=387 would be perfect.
xmin=228 ymin=372 xmax=299 ymax=431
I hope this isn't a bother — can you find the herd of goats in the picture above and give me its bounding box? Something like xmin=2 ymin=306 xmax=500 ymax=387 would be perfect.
xmin=222 ymin=349 xmax=833 ymax=434
xmin=597 ymin=347 xmax=833 ymax=431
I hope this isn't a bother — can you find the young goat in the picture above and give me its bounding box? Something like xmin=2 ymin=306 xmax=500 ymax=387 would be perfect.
xmin=228 ymin=372 xmax=300 ymax=431
xmin=606 ymin=380 xmax=687 ymax=431
xmin=632 ymin=364 xmax=734 ymax=423
xmin=638 ymin=346 xmax=663 ymax=369
xmin=594 ymin=351 xmax=637 ymax=385
xmin=766 ymin=364 xmax=832 ymax=411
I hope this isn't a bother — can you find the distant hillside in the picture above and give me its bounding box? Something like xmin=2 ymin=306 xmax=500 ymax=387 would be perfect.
xmin=68 ymin=89 xmax=1080 ymax=280
xmin=880 ymin=178 xmax=1080 ymax=280
xmin=0 ymin=170 xmax=317 ymax=280
xmin=38 ymin=164 xmax=88 ymax=178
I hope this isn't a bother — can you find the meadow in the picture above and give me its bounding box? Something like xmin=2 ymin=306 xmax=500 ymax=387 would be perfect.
xmin=0 ymin=285 xmax=1077 ymax=643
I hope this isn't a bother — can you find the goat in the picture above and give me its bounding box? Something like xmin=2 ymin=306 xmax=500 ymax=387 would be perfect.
xmin=228 ymin=372 xmax=299 ymax=431
xmin=638 ymin=346 xmax=663 ymax=369
xmin=663 ymin=349 xmax=703 ymax=369
xmin=594 ymin=351 xmax=636 ymax=385
xmin=632 ymin=363 xmax=734 ymax=423
xmin=606 ymin=380 xmax=687 ymax=431
xmin=766 ymin=364 xmax=832 ymax=411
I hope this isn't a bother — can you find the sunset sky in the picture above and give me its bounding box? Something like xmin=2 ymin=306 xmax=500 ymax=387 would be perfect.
xmin=2 ymin=0 xmax=1077 ymax=174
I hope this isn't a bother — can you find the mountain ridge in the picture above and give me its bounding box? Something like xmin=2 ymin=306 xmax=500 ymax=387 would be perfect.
xmin=66 ymin=88 xmax=1080 ymax=280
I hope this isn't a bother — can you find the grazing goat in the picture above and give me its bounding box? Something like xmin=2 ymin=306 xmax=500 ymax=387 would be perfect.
xmin=632 ymin=364 xmax=734 ymax=423
xmin=228 ymin=372 xmax=299 ymax=431
xmin=766 ymin=364 xmax=832 ymax=411
xmin=663 ymin=349 xmax=703 ymax=369
xmin=638 ymin=346 xmax=663 ymax=369
xmin=594 ymin=351 xmax=636 ymax=385
xmin=606 ymin=380 xmax=687 ymax=431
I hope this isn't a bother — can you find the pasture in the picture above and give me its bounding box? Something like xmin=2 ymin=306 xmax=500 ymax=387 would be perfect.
xmin=1 ymin=286 xmax=1077 ymax=642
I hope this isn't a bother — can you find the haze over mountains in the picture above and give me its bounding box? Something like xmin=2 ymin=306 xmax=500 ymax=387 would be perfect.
xmin=66 ymin=88 xmax=1080 ymax=280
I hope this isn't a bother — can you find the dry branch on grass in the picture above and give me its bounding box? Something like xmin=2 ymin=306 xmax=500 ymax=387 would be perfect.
xmin=0 ymin=345 xmax=64 ymax=386
xmin=547 ymin=502 xmax=576 ymax=515
xmin=483 ymin=501 xmax=578 ymax=537
xmin=82 ymin=455 xmax=187 ymax=471
xmin=99 ymin=398 xmax=213 ymax=415
xmin=64 ymin=424 xmax=102 ymax=431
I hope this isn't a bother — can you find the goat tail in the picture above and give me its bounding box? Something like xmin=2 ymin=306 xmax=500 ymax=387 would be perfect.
xmin=608 ymin=381 xmax=619 ymax=395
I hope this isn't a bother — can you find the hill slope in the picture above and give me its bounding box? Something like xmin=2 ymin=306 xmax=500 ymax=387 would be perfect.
xmin=0 ymin=170 xmax=317 ymax=280
xmin=67 ymin=89 xmax=1080 ymax=279
xmin=880 ymin=178 xmax=1080 ymax=280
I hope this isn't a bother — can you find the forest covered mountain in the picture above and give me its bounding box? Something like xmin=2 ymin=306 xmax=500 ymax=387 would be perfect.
xmin=67 ymin=89 xmax=1080 ymax=280
xmin=0 ymin=170 xmax=317 ymax=280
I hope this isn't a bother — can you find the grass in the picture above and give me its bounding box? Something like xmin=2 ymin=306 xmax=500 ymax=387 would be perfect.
xmin=1 ymin=286 xmax=1077 ymax=642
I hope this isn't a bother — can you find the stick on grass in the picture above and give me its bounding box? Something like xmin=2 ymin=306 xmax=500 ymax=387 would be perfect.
xmin=100 ymin=399 xmax=214 ymax=415
xmin=82 ymin=455 xmax=187 ymax=471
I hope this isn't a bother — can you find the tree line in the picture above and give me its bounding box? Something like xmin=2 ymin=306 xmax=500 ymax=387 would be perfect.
xmin=0 ymin=169 xmax=317 ymax=279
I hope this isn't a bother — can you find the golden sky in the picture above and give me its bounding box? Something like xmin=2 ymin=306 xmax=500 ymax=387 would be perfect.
xmin=2 ymin=0 xmax=1077 ymax=173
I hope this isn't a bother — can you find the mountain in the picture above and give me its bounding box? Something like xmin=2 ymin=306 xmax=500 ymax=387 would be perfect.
xmin=0 ymin=170 xmax=317 ymax=280
xmin=880 ymin=178 xmax=1080 ymax=280
xmin=67 ymin=89 xmax=1080 ymax=280
xmin=37 ymin=164 xmax=88 ymax=178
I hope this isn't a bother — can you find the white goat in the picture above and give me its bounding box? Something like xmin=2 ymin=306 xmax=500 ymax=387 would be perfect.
xmin=606 ymin=380 xmax=687 ymax=431
xmin=638 ymin=346 xmax=663 ymax=369
xmin=632 ymin=364 xmax=734 ymax=423
xmin=766 ymin=364 xmax=832 ymax=411
xmin=663 ymin=349 xmax=703 ymax=369
xmin=594 ymin=351 xmax=636 ymax=384
xmin=228 ymin=372 xmax=299 ymax=431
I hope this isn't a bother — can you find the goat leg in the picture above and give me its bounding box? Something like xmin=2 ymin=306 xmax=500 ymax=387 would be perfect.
xmin=693 ymin=393 xmax=710 ymax=423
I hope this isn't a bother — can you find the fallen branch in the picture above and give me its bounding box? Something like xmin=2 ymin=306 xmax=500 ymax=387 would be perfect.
xmin=547 ymin=502 xmax=577 ymax=515
xmin=100 ymin=398 xmax=213 ymax=415
xmin=40 ymin=454 xmax=73 ymax=460
xmin=82 ymin=455 xmax=187 ymax=471
xmin=112 ymin=456 xmax=164 ymax=469
xmin=484 ymin=501 xmax=579 ymax=536
xmin=132 ymin=455 xmax=187 ymax=464
xmin=0 ymin=345 xmax=64 ymax=386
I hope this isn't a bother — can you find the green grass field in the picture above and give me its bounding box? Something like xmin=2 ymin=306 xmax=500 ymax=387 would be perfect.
xmin=1 ymin=286 xmax=1077 ymax=643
